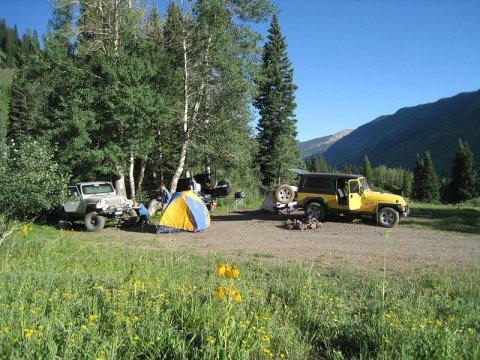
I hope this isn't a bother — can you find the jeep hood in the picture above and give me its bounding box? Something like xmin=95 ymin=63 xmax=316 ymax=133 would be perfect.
xmin=366 ymin=190 xmax=407 ymax=205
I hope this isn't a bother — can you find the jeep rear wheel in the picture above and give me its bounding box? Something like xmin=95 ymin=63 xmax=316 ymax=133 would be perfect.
xmin=305 ymin=202 xmax=326 ymax=221
xmin=84 ymin=212 xmax=106 ymax=232
xmin=377 ymin=207 xmax=399 ymax=228
xmin=275 ymin=184 xmax=295 ymax=204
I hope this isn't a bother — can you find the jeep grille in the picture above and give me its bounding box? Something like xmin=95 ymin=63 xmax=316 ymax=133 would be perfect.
xmin=105 ymin=198 xmax=124 ymax=207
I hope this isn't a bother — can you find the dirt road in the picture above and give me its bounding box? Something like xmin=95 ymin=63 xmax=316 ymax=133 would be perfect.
xmin=83 ymin=210 xmax=480 ymax=273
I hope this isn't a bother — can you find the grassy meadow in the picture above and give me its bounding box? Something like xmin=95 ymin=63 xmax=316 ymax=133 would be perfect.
xmin=405 ymin=199 xmax=480 ymax=234
xmin=0 ymin=215 xmax=479 ymax=359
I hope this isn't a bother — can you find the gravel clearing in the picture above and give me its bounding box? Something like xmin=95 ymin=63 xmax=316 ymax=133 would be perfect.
xmin=84 ymin=210 xmax=479 ymax=273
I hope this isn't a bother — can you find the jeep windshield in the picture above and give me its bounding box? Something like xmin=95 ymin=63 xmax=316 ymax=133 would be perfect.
xmin=82 ymin=183 xmax=115 ymax=195
xmin=359 ymin=177 xmax=370 ymax=191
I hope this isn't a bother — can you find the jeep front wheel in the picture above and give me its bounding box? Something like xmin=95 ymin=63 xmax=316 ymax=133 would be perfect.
xmin=305 ymin=202 xmax=326 ymax=221
xmin=84 ymin=212 xmax=106 ymax=232
xmin=377 ymin=207 xmax=399 ymax=228
xmin=274 ymin=184 xmax=295 ymax=204
xmin=122 ymin=209 xmax=138 ymax=228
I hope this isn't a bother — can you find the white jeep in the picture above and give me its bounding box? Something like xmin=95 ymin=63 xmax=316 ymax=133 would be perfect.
xmin=61 ymin=181 xmax=136 ymax=232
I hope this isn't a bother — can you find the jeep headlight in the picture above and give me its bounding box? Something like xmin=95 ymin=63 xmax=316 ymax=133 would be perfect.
xmin=126 ymin=199 xmax=134 ymax=207
xmin=96 ymin=199 xmax=108 ymax=209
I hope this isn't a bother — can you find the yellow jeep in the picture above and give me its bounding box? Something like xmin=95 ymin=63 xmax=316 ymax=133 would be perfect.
xmin=274 ymin=170 xmax=409 ymax=228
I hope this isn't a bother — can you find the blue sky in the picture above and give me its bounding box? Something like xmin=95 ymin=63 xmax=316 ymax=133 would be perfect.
xmin=1 ymin=0 xmax=479 ymax=142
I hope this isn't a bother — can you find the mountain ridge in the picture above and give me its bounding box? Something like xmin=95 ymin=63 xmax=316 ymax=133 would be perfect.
xmin=298 ymin=129 xmax=353 ymax=159
xmin=319 ymin=90 xmax=480 ymax=176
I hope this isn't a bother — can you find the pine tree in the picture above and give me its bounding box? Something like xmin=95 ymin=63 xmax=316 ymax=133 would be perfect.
xmin=254 ymin=14 xmax=299 ymax=190
xmin=411 ymin=153 xmax=426 ymax=201
xmin=448 ymin=139 xmax=477 ymax=203
xmin=6 ymin=70 xmax=32 ymax=145
xmin=412 ymin=151 xmax=440 ymax=202
xmin=401 ymin=169 xmax=412 ymax=197
xmin=423 ymin=151 xmax=440 ymax=203
xmin=362 ymin=155 xmax=373 ymax=184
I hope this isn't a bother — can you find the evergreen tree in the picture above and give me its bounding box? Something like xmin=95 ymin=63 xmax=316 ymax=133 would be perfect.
xmin=254 ymin=14 xmax=299 ymax=190
xmin=305 ymin=154 xmax=329 ymax=172
xmin=412 ymin=152 xmax=440 ymax=202
xmin=362 ymin=155 xmax=373 ymax=184
xmin=423 ymin=151 xmax=440 ymax=203
xmin=317 ymin=154 xmax=329 ymax=172
xmin=411 ymin=153 xmax=426 ymax=201
xmin=6 ymin=70 xmax=32 ymax=145
xmin=401 ymin=169 xmax=412 ymax=197
xmin=448 ymin=139 xmax=477 ymax=203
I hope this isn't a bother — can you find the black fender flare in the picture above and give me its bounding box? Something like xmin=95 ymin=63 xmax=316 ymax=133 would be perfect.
xmin=377 ymin=203 xmax=402 ymax=213
xmin=302 ymin=197 xmax=329 ymax=211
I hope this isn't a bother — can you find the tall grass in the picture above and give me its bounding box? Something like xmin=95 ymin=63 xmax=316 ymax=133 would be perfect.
xmin=1 ymin=226 xmax=479 ymax=359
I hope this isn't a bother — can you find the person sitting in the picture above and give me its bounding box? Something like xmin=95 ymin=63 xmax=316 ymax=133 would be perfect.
xmin=133 ymin=202 xmax=150 ymax=225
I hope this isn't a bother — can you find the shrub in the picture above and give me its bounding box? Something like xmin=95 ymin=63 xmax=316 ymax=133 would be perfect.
xmin=0 ymin=140 xmax=69 ymax=220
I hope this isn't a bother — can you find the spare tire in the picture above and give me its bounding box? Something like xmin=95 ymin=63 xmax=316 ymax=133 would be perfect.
xmin=274 ymin=184 xmax=295 ymax=204
xmin=216 ymin=180 xmax=232 ymax=196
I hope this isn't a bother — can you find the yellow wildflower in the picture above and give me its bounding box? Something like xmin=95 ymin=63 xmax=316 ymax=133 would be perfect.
xmin=22 ymin=225 xmax=28 ymax=235
xmin=216 ymin=263 xmax=226 ymax=276
xmin=24 ymin=328 xmax=35 ymax=339
xmin=215 ymin=287 xmax=225 ymax=299
xmin=225 ymin=265 xmax=232 ymax=278
xmin=232 ymin=288 xmax=242 ymax=303
xmin=231 ymin=265 xmax=240 ymax=279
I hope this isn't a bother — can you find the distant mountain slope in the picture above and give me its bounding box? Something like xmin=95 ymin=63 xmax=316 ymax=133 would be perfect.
xmin=322 ymin=90 xmax=480 ymax=177
xmin=298 ymin=129 xmax=353 ymax=159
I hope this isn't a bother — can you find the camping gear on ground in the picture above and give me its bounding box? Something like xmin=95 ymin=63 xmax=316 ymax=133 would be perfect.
xmin=261 ymin=193 xmax=297 ymax=214
xmin=158 ymin=190 xmax=210 ymax=233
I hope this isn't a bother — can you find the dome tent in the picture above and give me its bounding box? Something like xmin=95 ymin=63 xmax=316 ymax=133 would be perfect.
xmin=157 ymin=190 xmax=210 ymax=233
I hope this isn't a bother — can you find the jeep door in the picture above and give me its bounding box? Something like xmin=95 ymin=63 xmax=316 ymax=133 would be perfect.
xmin=347 ymin=179 xmax=362 ymax=210
xmin=63 ymin=186 xmax=85 ymax=214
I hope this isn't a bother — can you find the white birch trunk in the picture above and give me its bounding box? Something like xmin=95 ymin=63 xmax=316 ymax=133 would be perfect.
xmin=137 ymin=158 xmax=146 ymax=194
xmin=128 ymin=154 xmax=135 ymax=199
xmin=169 ymin=22 xmax=191 ymax=194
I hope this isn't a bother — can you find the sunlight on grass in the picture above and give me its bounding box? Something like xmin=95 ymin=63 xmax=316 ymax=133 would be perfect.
xmin=0 ymin=225 xmax=479 ymax=359
xmin=407 ymin=200 xmax=480 ymax=234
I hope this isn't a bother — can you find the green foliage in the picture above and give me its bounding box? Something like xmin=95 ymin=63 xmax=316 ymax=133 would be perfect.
xmin=447 ymin=139 xmax=478 ymax=203
xmin=0 ymin=68 xmax=15 ymax=144
xmin=1 ymin=229 xmax=478 ymax=358
xmin=411 ymin=152 xmax=440 ymax=202
xmin=254 ymin=14 xmax=300 ymax=190
xmin=0 ymin=19 xmax=40 ymax=69
xmin=2 ymin=0 xmax=280 ymax=210
xmin=6 ymin=69 xmax=33 ymax=145
xmin=0 ymin=140 xmax=69 ymax=220
xmin=401 ymin=168 xmax=412 ymax=197
xmin=305 ymin=154 xmax=329 ymax=172
xmin=362 ymin=155 xmax=373 ymax=183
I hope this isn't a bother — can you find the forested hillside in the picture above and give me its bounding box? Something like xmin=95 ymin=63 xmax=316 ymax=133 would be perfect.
xmin=0 ymin=19 xmax=40 ymax=145
xmin=323 ymin=90 xmax=480 ymax=177
xmin=0 ymin=19 xmax=40 ymax=69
